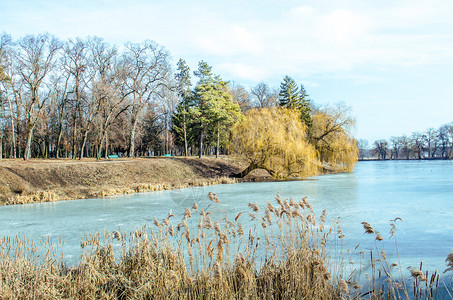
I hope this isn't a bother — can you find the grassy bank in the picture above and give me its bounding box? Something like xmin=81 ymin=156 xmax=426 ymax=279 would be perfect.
xmin=0 ymin=157 xmax=253 ymax=205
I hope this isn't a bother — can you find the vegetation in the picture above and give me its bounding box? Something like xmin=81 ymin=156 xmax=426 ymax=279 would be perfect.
xmin=230 ymin=104 xmax=358 ymax=179
xmin=278 ymin=75 xmax=312 ymax=128
xmin=0 ymin=194 xmax=451 ymax=299
xmin=0 ymin=33 xmax=357 ymax=175
xmin=310 ymin=104 xmax=358 ymax=172
xmin=359 ymin=122 xmax=453 ymax=160
xmin=231 ymin=107 xmax=318 ymax=179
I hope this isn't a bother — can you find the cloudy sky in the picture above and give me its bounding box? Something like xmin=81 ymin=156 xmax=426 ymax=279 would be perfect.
xmin=1 ymin=0 xmax=452 ymax=143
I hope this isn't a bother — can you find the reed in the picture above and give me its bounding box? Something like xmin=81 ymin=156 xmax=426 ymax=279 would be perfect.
xmin=0 ymin=194 xmax=451 ymax=299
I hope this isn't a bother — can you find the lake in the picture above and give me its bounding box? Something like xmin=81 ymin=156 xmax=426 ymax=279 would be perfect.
xmin=1 ymin=160 xmax=452 ymax=280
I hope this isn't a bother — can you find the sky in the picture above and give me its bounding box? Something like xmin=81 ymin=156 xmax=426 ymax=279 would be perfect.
xmin=1 ymin=0 xmax=453 ymax=144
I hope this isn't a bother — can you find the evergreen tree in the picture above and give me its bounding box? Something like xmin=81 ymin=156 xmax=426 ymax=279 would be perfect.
xmin=192 ymin=61 xmax=214 ymax=158
xmin=172 ymin=59 xmax=192 ymax=156
xmin=298 ymin=84 xmax=312 ymax=129
xmin=191 ymin=61 xmax=241 ymax=158
xmin=279 ymin=75 xmax=312 ymax=128
xmin=208 ymin=79 xmax=242 ymax=157
xmin=279 ymin=76 xmax=300 ymax=108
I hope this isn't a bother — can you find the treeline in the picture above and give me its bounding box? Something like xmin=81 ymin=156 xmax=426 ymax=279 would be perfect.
xmin=0 ymin=33 xmax=357 ymax=169
xmin=358 ymin=123 xmax=453 ymax=160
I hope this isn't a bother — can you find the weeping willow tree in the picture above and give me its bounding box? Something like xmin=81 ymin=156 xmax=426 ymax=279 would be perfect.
xmin=310 ymin=104 xmax=358 ymax=172
xmin=231 ymin=107 xmax=319 ymax=179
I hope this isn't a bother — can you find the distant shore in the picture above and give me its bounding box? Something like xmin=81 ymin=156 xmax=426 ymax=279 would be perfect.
xmin=358 ymin=157 xmax=451 ymax=161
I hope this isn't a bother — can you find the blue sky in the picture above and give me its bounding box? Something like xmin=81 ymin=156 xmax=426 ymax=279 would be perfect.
xmin=1 ymin=0 xmax=452 ymax=143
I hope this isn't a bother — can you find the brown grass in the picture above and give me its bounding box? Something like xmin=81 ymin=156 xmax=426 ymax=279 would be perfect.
xmin=0 ymin=194 xmax=451 ymax=299
xmin=0 ymin=157 xmax=243 ymax=205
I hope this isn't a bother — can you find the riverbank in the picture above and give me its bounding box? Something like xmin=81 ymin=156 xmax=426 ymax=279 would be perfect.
xmin=0 ymin=156 xmax=266 ymax=205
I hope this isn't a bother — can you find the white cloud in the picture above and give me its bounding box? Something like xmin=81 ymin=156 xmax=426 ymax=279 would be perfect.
xmin=314 ymin=10 xmax=373 ymax=46
xmin=217 ymin=62 xmax=269 ymax=81
xmin=194 ymin=26 xmax=263 ymax=57
xmin=288 ymin=6 xmax=317 ymax=17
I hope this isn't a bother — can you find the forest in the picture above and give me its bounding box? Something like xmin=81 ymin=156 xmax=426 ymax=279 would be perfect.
xmin=0 ymin=33 xmax=357 ymax=177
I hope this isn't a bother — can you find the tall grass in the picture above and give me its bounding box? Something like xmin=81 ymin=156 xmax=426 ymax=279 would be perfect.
xmin=0 ymin=194 xmax=451 ymax=299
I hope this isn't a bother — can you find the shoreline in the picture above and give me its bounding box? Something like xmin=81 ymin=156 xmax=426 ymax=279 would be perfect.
xmin=0 ymin=156 xmax=349 ymax=206
xmin=0 ymin=156 xmax=272 ymax=205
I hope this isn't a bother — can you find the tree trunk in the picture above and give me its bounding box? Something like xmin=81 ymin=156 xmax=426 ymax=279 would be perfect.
xmin=129 ymin=118 xmax=138 ymax=157
xmin=72 ymin=117 xmax=77 ymax=159
xmin=198 ymin=127 xmax=203 ymax=158
xmin=6 ymin=93 xmax=16 ymax=158
xmin=216 ymin=126 xmax=220 ymax=158
xmin=233 ymin=163 xmax=257 ymax=178
xmin=79 ymin=129 xmax=89 ymax=160
xmin=23 ymin=124 xmax=34 ymax=160
xmin=56 ymin=124 xmax=63 ymax=159
xmin=104 ymin=130 xmax=109 ymax=159
xmin=183 ymin=115 xmax=188 ymax=157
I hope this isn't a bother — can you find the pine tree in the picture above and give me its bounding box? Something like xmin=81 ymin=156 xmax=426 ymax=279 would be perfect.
xmin=299 ymin=84 xmax=312 ymax=129
xmin=172 ymin=59 xmax=192 ymax=156
xmin=279 ymin=76 xmax=301 ymax=108
xmin=279 ymin=75 xmax=312 ymax=128
xmin=191 ymin=61 xmax=241 ymax=158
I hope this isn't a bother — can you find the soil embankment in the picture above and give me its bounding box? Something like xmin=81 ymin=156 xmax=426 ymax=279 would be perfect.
xmin=0 ymin=157 xmax=268 ymax=205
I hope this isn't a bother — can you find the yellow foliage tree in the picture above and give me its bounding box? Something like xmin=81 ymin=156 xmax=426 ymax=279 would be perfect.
xmin=310 ymin=104 xmax=358 ymax=172
xmin=231 ymin=107 xmax=319 ymax=179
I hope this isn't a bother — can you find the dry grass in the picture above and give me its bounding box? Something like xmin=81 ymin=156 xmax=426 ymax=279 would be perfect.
xmin=0 ymin=194 xmax=451 ymax=299
xmin=0 ymin=157 xmax=242 ymax=205
xmin=0 ymin=194 xmax=339 ymax=299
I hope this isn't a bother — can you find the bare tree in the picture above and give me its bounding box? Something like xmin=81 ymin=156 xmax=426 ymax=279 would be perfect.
xmin=373 ymin=139 xmax=389 ymax=160
xmin=121 ymin=40 xmax=170 ymax=157
xmin=438 ymin=124 xmax=453 ymax=159
xmin=87 ymin=37 xmax=131 ymax=159
xmin=424 ymin=128 xmax=438 ymax=158
xmin=156 ymin=84 xmax=179 ymax=155
xmin=411 ymin=132 xmax=425 ymax=160
xmin=357 ymin=139 xmax=369 ymax=160
xmin=0 ymin=34 xmax=13 ymax=158
xmin=229 ymin=84 xmax=250 ymax=112
xmin=389 ymin=136 xmax=401 ymax=159
xmin=13 ymin=34 xmax=62 ymax=160
xmin=250 ymin=82 xmax=277 ymax=108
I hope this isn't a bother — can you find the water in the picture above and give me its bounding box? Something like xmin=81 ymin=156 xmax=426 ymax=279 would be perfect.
xmin=1 ymin=160 xmax=452 ymax=277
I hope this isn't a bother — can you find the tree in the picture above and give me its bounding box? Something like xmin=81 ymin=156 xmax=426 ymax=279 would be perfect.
xmin=373 ymin=139 xmax=389 ymax=160
xmin=208 ymin=80 xmax=242 ymax=157
xmin=411 ymin=132 xmax=425 ymax=160
xmin=279 ymin=76 xmax=300 ymax=108
xmin=191 ymin=61 xmax=213 ymax=158
xmin=190 ymin=61 xmax=241 ymax=158
xmin=229 ymin=84 xmax=250 ymax=112
xmin=62 ymin=38 xmax=91 ymax=159
xmin=310 ymin=104 xmax=357 ymax=171
xmin=250 ymin=82 xmax=277 ymax=108
xmin=438 ymin=124 xmax=453 ymax=159
xmin=399 ymin=135 xmax=411 ymax=159
xmin=279 ymin=76 xmax=311 ymax=128
xmin=231 ymin=107 xmax=318 ymax=179
xmin=389 ymin=136 xmax=401 ymax=159
xmin=424 ymin=128 xmax=438 ymax=158
xmin=121 ymin=40 xmax=170 ymax=157
xmin=0 ymin=34 xmax=13 ymax=158
xmin=13 ymin=34 xmax=62 ymax=160
xmin=357 ymin=139 xmax=369 ymax=160
xmin=173 ymin=58 xmax=191 ymax=156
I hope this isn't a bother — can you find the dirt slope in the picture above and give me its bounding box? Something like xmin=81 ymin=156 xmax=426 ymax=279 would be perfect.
xmin=0 ymin=157 xmax=252 ymax=205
